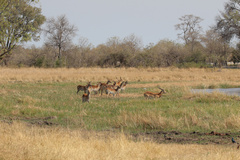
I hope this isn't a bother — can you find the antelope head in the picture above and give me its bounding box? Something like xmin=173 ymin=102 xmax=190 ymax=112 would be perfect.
xmin=159 ymin=87 xmax=166 ymax=93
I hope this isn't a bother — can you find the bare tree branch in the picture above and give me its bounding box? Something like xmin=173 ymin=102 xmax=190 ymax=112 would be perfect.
xmin=43 ymin=15 xmax=78 ymax=60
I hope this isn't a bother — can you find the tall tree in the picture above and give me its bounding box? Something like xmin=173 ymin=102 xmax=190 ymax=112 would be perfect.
xmin=44 ymin=15 xmax=78 ymax=60
xmin=231 ymin=43 xmax=240 ymax=64
xmin=201 ymin=29 xmax=231 ymax=66
xmin=122 ymin=34 xmax=143 ymax=55
xmin=0 ymin=0 xmax=45 ymax=63
xmin=0 ymin=0 xmax=11 ymax=16
xmin=215 ymin=0 xmax=240 ymax=42
xmin=175 ymin=14 xmax=203 ymax=52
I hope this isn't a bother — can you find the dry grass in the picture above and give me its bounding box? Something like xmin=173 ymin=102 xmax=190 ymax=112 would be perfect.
xmin=1 ymin=121 xmax=240 ymax=160
xmin=1 ymin=67 xmax=240 ymax=87
xmin=115 ymin=110 xmax=169 ymax=129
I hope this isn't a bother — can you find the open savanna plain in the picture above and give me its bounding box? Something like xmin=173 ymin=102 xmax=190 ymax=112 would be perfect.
xmin=1 ymin=67 xmax=240 ymax=159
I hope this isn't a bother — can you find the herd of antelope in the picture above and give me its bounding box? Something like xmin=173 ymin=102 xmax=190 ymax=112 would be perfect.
xmin=77 ymin=77 xmax=166 ymax=103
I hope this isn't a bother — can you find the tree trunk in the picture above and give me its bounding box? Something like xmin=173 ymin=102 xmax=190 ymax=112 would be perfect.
xmin=58 ymin=46 xmax=61 ymax=59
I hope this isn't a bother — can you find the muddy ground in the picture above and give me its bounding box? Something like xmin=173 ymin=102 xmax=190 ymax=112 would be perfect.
xmin=132 ymin=130 xmax=240 ymax=145
xmin=2 ymin=117 xmax=240 ymax=146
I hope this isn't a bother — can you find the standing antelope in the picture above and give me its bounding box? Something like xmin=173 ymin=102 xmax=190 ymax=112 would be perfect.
xmin=120 ymin=81 xmax=128 ymax=92
xmin=82 ymin=86 xmax=91 ymax=103
xmin=99 ymin=81 xmax=117 ymax=95
xmin=106 ymin=81 xmax=124 ymax=97
xmin=88 ymin=82 xmax=101 ymax=94
xmin=115 ymin=77 xmax=123 ymax=87
xmin=107 ymin=82 xmax=116 ymax=89
xmin=144 ymin=87 xmax=166 ymax=99
xmin=77 ymin=82 xmax=91 ymax=94
xmin=99 ymin=80 xmax=111 ymax=95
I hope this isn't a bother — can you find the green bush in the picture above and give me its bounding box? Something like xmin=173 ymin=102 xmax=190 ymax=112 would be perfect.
xmin=34 ymin=57 xmax=44 ymax=68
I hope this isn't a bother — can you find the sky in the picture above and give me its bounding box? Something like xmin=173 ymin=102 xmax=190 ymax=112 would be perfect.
xmin=26 ymin=0 xmax=229 ymax=48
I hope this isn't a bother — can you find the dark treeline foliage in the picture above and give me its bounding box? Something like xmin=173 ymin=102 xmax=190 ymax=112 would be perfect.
xmin=6 ymin=33 xmax=238 ymax=68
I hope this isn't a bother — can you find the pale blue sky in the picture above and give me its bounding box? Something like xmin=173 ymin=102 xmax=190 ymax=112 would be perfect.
xmin=27 ymin=0 xmax=228 ymax=47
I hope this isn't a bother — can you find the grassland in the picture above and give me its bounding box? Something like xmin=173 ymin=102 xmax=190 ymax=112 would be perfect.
xmin=1 ymin=67 xmax=240 ymax=159
xmin=1 ymin=121 xmax=240 ymax=160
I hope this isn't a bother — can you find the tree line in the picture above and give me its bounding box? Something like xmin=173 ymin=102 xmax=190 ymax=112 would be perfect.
xmin=1 ymin=0 xmax=240 ymax=68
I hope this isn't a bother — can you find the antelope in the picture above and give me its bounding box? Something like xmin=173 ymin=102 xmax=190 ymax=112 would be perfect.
xmin=144 ymin=87 xmax=166 ymax=99
xmin=120 ymin=81 xmax=128 ymax=92
xmin=106 ymin=81 xmax=124 ymax=97
xmin=88 ymin=82 xmax=101 ymax=94
xmin=107 ymin=82 xmax=116 ymax=89
xmin=77 ymin=82 xmax=91 ymax=94
xmin=82 ymin=87 xmax=91 ymax=103
xmin=100 ymin=80 xmax=111 ymax=86
xmin=99 ymin=81 xmax=117 ymax=95
xmin=115 ymin=77 xmax=123 ymax=87
xmin=99 ymin=80 xmax=111 ymax=95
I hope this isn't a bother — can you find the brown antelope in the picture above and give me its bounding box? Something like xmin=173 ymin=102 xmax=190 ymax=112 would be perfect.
xmin=115 ymin=77 xmax=123 ymax=87
xmin=82 ymin=87 xmax=91 ymax=103
xmin=106 ymin=81 xmax=124 ymax=97
xmin=100 ymin=80 xmax=111 ymax=86
xmin=88 ymin=82 xmax=101 ymax=94
xmin=144 ymin=87 xmax=166 ymax=99
xmin=99 ymin=80 xmax=111 ymax=95
xmin=99 ymin=81 xmax=117 ymax=95
xmin=77 ymin=82 xmax=91 ymax=94
xmin=120 ymin=81 xmax=128 ymax=92
xmin=107 ymin=82 xmax=117 ymax=89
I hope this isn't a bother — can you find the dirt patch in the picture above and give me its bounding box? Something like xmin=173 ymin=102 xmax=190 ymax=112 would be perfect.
xmin=1 ymin=116 xmax=58 ymax=126
xmin=132 ymin=130 xmax=239 ymax=145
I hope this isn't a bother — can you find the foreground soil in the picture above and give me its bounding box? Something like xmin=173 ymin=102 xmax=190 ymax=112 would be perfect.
xmin=133 ymin=130 xmax=238 ymax=145
xmin=1 ymin=117 xmax=238 ymax=146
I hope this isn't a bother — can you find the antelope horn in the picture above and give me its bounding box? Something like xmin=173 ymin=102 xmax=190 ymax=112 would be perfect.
xmin=159 ymin=87 xmax=164 ymax=90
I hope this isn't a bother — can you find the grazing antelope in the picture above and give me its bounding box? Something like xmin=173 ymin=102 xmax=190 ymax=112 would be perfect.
xmin=82 ymin=88 xmax=91 ymax=103
xmin=77 ymin=82 xmax=91 ymax=94
xmin=144 ymin=87 xmax=166 ymax=99
xmin=106 ymin=81 xmax=124 ymax=97
xmin=99 ymin=80 xmax=111 ymax=95
xmin=88 ymin=82 xmax=101 ymax=94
